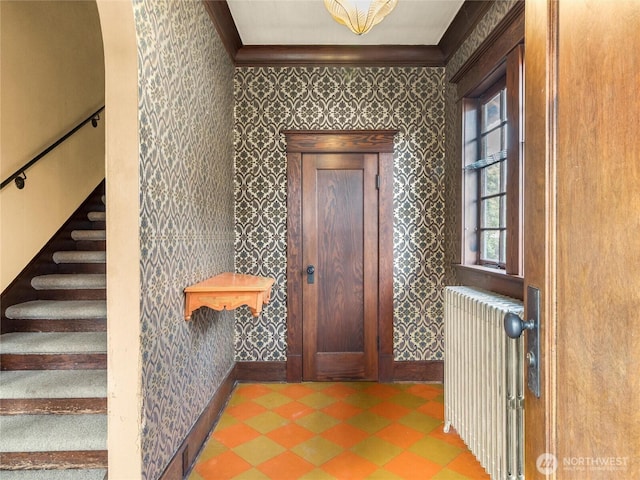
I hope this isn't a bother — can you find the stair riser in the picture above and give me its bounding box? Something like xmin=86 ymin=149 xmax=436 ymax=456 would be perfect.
xmin=75 ymin=241 xmax=106 ymax=251
xmin=55 ymin=265 xmax=106 ymax=275
xmin=1 ymin=354 xmax=107 ymax=371
xmin=36 ymin=290 xmax=106 ymax=301
xmin=0 ymin=398 xmax=107 ymax=415
xmin=88 ymin=221 xmax=106 ymax=230
xmin=0 ymin=451 xmax=108 ymax=470
xmin=2 ymin=319 xmax=107 ymax=334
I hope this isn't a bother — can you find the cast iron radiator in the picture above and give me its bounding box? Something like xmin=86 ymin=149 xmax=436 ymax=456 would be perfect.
xmin=443 ymin=286 xmax=525 ymax=479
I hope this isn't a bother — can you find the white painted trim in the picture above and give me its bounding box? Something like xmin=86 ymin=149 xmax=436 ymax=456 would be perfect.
xmin=96 ymin=1 xmax=142 ymax=477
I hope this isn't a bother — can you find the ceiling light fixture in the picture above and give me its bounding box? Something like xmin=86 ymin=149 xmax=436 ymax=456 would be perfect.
xmin=324 ymin=0 xmax=398 ymax=35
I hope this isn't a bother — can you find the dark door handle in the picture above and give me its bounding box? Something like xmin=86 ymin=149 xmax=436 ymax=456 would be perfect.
xmin=503 ymin=312 xmax=534 ymax=339
xmin=306 ymin=265 xmax=315 ymax=284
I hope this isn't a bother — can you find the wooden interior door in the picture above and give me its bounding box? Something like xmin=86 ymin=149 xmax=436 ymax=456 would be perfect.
xmin=301 ymin=153 xmax=379 ymax=381
xmin=525 ymin=1 xmax=640 ymax=478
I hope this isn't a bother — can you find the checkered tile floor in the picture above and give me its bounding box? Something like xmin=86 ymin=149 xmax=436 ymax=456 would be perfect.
xmin=188 ymin=382 xmax=489 ymax=479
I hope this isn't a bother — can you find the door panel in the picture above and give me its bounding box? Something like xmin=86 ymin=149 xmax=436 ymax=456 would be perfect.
xmin=524 ymin=1 xmax=640 ymax=478
xmin=302 ymin=153 xmax=378 ymax=381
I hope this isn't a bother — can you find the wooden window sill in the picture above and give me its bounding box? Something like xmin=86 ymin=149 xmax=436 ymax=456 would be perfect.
xmin=184 ymin=273 xmax=275 ymax=320
xmin=453 ymin=264 xmax=523 ymax=300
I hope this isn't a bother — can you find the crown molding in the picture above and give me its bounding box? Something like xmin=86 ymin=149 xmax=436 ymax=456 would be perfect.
xmin=203 ymin=0 xmax=241 ymax=60
xmin=235 ymin=45 xmax=443 ymax=67
xmin=203 ymin=0 xmax=493 ymax=67
xmin=439 ymin=1 xmax=493 ymax=62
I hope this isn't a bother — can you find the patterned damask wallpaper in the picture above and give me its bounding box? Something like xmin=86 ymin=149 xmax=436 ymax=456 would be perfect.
xmin=234 ymin=67 xmax=447 ymax=362
xmin=134 ymin=1 xmax=235 ymax=479
xmin=443 ymin=0 xmax=521 ymax=283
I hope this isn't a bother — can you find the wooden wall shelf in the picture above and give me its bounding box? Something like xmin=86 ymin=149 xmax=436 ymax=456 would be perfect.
xmin=184 ymin=273 xmax=275 ymax=320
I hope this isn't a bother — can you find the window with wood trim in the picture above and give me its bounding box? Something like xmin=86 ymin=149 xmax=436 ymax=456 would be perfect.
xmin=462 ymin=45 xmax=524 ymax=276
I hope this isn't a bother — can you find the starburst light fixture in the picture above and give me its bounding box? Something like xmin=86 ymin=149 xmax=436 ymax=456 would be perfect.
xmin=324 ymin=0 xmax=398 ymax=35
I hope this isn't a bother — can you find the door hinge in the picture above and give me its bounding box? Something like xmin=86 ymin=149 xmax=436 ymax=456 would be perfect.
xmin=375 ymin=174 xmax=380 ymax=190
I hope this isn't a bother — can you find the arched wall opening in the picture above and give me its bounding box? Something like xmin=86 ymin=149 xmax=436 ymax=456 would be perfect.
xmin=95 ymin=1 xmax=142 ymax=477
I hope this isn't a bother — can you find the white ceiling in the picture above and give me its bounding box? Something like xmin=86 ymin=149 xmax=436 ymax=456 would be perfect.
xmin=227 ymin=0 xmax=465 ymax=46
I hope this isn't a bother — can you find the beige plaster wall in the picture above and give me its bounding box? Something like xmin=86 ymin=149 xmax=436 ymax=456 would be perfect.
xmin=96 ymin=0 xmax=143 ymax=475
xmin=0 ymin=1 xmax=105 ymax=290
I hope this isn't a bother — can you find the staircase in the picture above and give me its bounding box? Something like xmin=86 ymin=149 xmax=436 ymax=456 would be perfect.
xmin=0 ymin=184 xmax=108 ymax=479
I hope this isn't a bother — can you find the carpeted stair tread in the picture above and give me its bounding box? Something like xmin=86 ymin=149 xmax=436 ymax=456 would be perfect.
xmin=4 ymin=300 xmax=106 ymax=320
xmin=0 ymin=370 xmax=107 ymax=399
xmin=0 ymin=414 xmax=106 ymax=452
xmin=0 ymin=333 xmax=106 ymax=355
xmin=0 ymin=470 xmax=107 ymax=480
xmin=31 ymin=274 xmax=106 ymax=291
xmin=87 ymin=211 xmax=105 ymax=222
xmin=53 ymin=251 xmax=105 ymax=264
xmin=70 ymin=230 xmax=105 ymax=242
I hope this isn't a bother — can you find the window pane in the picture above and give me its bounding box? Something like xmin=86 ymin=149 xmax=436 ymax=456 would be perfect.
xmin=482 ymin=197 xmax=501 ymax=229
xmin=482 ymin=128 xmax=502 ymax=157
xmin=482 ymin=92 xmax=502 ymax=131
xmin=482 ymin=163 xmax=501 ymax=196
xmin=481 ymin=230 xmax=500 ymax=263
xmin=500 ymin=194 xmax=507 ymax=228
xmin=500 ymin=230 xmax=507 ymax=264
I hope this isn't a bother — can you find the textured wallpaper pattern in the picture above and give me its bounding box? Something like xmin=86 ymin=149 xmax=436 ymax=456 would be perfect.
xmin=234 ymin=67 xmax=446 ymax=362
xmin=444 ymin=1 xmax=521 ymax=282
xmin=134 ymin=1 xmax=235 ymax=479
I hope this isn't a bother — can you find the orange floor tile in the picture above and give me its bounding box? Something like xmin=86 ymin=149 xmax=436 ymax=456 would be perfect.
xmin=188 ymin=383 xmax=490 ymax=480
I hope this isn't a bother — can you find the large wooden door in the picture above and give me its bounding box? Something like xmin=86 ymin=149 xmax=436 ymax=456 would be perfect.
xmin=301 ymin=153 xmax=378 ymax=381
xmin=524 ymin=1 xmax=640 ymax=478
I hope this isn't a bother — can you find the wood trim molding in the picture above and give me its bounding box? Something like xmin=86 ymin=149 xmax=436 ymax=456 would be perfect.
xmin=284 ymin=130 xmax=396 ymax=382
xmin=203 ymin=0 xmax=492 ymax=67
xmin=450 ymin=1 xmax=525 ymax=88
xmin=281 ymin=130 xmax=397 ymax=153
xmin=202 ymin=0 xmax=242 ymax=60
xmin=159 ymin=366 xmax=236 ymax=480
xmin=235 ymin=361 xmax=287 ymax=382
xmin=393 ymin=360 xmax=444 ymax=382
xmin=454 ymin=264 xmax=524 ymax=300
xmin=438 ymin=1 xmax=493 ymax=62
xmin=235 ymin=45 xmax=443 ymax=67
